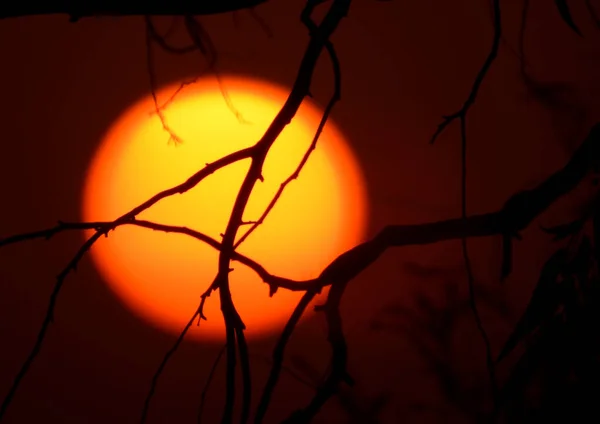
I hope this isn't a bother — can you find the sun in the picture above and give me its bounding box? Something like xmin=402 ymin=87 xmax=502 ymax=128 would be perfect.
xmin=82 ymin=75 xmax=368 ymax=342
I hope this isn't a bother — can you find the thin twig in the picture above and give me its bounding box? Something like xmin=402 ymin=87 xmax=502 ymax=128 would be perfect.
xmin=141 ymin=273 xmax=223 ymax=424
xmin=0 ymin=232 xmax=102 ymax=420
xmin=198 ymin=344 xmax=227 ymax=424
xmin=145 ymin=19 xmax=184 ymax=144
xmin=431 ymin=0 xmax=503 ymax=414
xmin=234 ymin=15 xmax=342 ymax=250
xmin=2 ymin=107 xmax=600 ymax=424
xmin=251 ymin=353 xmax=316 ymax=390
xmin=210 ymin=1 xmax=350 ymax=421
xmin=518 ymin=0 xmax=530 ymax=76
xmin=0 ymin=149 xmax=253 ymax=421
xmin=140 ymin=305 xmax=204 ymax=424
xmin=236 ymin=326 xmax=252 ymax=424
xmin=248 ymin=7 xmax=274 ymax=38
xmin=3 ymin=124 xmax=600 ymax=299
xmin=429 ymin=0 xmax=501 ymax=144
xmin=184 ymin=15 xmax=250 ymax=126
xmin=146 ymin=15 xmax=196 ymax=54
xmin=254 ymin=290 xmax=319 ymax=423
xmin=459 ymin=115 xmax=498 ymax=412
xmin=0 ymin=0 xmax=270 ymax=20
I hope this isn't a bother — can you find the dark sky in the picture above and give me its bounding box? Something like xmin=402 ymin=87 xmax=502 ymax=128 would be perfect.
xmin=1 ymin=1 xmax=600 ymax=423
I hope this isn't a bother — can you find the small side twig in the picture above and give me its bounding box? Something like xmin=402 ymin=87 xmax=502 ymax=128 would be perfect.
xmin=234 ymin=14 xmax=342 ymax=250
xmin=0 ymin=232 xmax=102 ymax=420
xmin=429 ymin=0 xmax=501 ymax=144
xmin=140 ymin=301 xmax=206 ymax=423
xmin=198 ymin=344 xmax=227 ymax=424
xmin=2 ymin=114 xmax=600 ymax=424
xmin=0 ymin=149 xmax=253 ymax=422
xmin=254 ymin=290 xmax=319 ymax=424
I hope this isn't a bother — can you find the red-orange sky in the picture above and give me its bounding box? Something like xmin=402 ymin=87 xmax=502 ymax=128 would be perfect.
xmin=1 ymin=1 xmax=600 ymax=423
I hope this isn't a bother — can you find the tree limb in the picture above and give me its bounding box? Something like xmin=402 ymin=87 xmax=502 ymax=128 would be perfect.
xmin=3 ymin=124 xmax=600 ymax=297
xmin=210 ymin=0 xmax=350 ymax=420
xmin=0 ymin=0 xmax=269 ymax=21
xmin=2 ymin=118 xmax=599 ymax=421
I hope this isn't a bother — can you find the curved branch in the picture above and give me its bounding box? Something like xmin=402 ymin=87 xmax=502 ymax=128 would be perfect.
xmin=0 ymin=232 xmax=102 ymax=419
xmin=284 ymin=121 xmax=600 ymax=422
xmin=145 ymin=16 xmax=197 ymax=55
xmin=254 ymin=290 xmax=319 ymax=424
xmin=430 ymin=0 xmax=501 ymax=144
xmin=210 ymin=1 xmax=350 ymax=422
xmin=431 ymin=1 xmax=501 ymax=408
xmin=234 ymin=30 xmax=342 ymax=250
xmin=140 ymin=301 xmax=207 ymax=424
xmin=198 ymin=345 xmax=227 ymax=424
xmin=0 ymin=148 xmax=253 ymax=422
xmin=0 ymin=0 xmax=269 ymax=21
xmin=2 ymin=92 xmax=599 ymax=424
xmin=3 ymin=123 xmax=600 ymax=296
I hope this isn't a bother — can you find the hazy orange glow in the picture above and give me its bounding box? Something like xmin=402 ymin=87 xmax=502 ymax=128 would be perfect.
xmin=82 ymin=76 xmax=368 ymax=341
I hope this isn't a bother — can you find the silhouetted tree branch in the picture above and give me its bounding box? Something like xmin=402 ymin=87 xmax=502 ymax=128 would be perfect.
xmin=2 ymin=1 xmax=600 ymax=423
xmin=2 ymin=117 xmax=600 ymax=420
xmin=0 ymin=0 xmax=269 ymax=21
xmin=431 ymin=0 xmax=503 ymax=409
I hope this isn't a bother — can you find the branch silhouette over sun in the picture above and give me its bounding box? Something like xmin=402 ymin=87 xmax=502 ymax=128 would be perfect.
xmin=81 ymin=76 xmax=368 ymax=342
xmin=2 ymin=0 xmax=600 ymax=423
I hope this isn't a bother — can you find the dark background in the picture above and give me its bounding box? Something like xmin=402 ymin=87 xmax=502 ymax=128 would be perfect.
xmin=1 ymin=0 xmax=600 ymax=422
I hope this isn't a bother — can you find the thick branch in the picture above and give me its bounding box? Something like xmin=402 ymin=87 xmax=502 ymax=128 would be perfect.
xmin=1 ymin=118 xmax=599 ymax=424
xmin=3 ymin=123 xmax=600 ymax=295
xmin=283 ymin=121 xmax=600 ymax=422
xmin=254 ymin=290 xmax=318 ymax=424
xmin=0 ymin=0 xmax=269 ymax=21
xmin=0 ymin=148 xmax=253 ymax=422
xmin=210 ymin=1 xmax=350 ymax=422
xmin=234 ymin=16 xmax=342 ymax=251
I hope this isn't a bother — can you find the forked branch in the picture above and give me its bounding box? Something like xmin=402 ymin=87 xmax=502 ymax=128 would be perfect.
xmin=0 ymin=0 xmax=269 ymax=20
xmin=2 ymin=120 xmax=599 ymax=421
xmin=3 ymin=1 xmax=600 ymax=422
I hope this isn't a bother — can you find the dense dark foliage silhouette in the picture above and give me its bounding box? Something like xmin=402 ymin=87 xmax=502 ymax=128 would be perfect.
xmin=1 ymin=0 xmax=600 ymax=423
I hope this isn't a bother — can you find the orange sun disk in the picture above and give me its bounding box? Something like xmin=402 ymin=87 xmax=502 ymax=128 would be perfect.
xmin=82 ymin=75 xmax=368 ymax=342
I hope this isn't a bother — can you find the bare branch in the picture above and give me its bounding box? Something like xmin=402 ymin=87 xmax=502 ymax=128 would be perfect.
xmin=286 ymin=120 xmax=600 ymax=422
xmin=146 ymin=16 xmax=196 ymax=55
xmin=247 ymin=7 xmax=274 ymax=38
xmin=140 ymin=283 xmax=217 ymax=424
xmin=2 ymin=4 xmax=600 ymax=415
xmin=0 ymin=219 xmax=312 ymax=294
xmin=198 ymin=345 xmax=227 ymax=424
xmin=429 ymin=0 xmax=501 ymax=144
xmin=4 ymin=122 xmax=600 ymax=298
xmin=459 ymin=114 xmax=498 ymax=409
xmin=255 ymin=290 xmax=319 ymax=423
xmin=0 ymin=149 xmax=253 ymax=421
xmin=0 ymin=232 xmax=102 ymax=419
xmin=255 ymin=8 xmax=344 ymax=422
xmin=234 ymin=39 xmax=341 ymax=250
xmin=210 ymin=1 xmax=351 ymax=422
xmin=145 ymin=19 xmax=185 ymax=144
xmin=431 ymin=0 xmax=504 ymax=410
xmin=0 ymin=0 xmax=270 ymax=21
xmin=2 ymin=119 xmax=600 ymax=424
xmin=146 ymin=14 xmax=249 ymax=135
